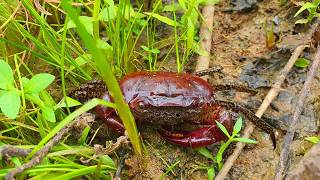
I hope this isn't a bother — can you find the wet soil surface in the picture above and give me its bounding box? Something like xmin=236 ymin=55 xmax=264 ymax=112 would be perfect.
xmin=114 ymin=1 xmax=320 ymax=179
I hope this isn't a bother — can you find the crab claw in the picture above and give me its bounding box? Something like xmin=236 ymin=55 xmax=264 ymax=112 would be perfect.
xmin=159 ymin=110 xmax=233 ymax=148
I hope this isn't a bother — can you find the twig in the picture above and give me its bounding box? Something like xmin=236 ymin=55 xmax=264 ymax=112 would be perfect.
xmin=274 ymin=45 xmax=320 ymax=180
xmin=0 ymin=145 xmax=31 ymax=160
xmin=80 ymin=135 xmax=129 ymax=164
xmin=215 ymin=45 xmax=306 ymax=180
xmin=195 ymin=5 xmax=215 ymax=81
xmin=215 ymin=21 xmax=320 ymax=180
xmin=5 ymin=113 xmax=95 ymax=180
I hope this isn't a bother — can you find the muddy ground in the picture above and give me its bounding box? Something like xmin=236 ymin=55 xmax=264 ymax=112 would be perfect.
xmin=116 ymin=1 xmax=320 ymax=179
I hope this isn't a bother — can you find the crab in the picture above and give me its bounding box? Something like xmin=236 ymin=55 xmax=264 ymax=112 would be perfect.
xmin=71 ymin=69 xmax=276 ymax=148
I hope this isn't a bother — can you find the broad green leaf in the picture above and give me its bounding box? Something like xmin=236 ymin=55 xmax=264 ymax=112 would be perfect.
xmin=24 ymin=73 xmax=55 ymax=93
xmin=41 ymin=105 xmax=56 ymax=123
xmin=207 ymin=167 xmax=215 ymax=180
xmin=197 ymin=147 xmax=214 ymax=160
xmin=144 ymin=12 xmax=177 ymax=26
xmin=233 ymin=117 xmax=243 ymax=134
xmin=65 ymin=16 xmax=94 ymax=36
xmin=294 ymin=58 xmax=310 ymax=68
xmin=97 ymin=39 xmax=113 ymax=52
xmin=100 ymin=155 xmax=116 ymax=167
xmin=294 ymin=2 xmax=316 ymax=17
xmin=305 ymin=136 xmax=320 ymax=144
xmin=0 ymin=89 xmax=20 ymax=119
xmin=216 ymin=121 xmax=230 ymax=138
xmin=99 ymin=6 xmax=117 ymax=22
xmin=0 ymin=60 xmax=14 ymax=90
xmin=295 ymin=19 xmax=309 ymax=24
xmin=233 ymin=138 xmax=258 ymax=144
xmin=55 ymin=96 xmax=82 ymax=109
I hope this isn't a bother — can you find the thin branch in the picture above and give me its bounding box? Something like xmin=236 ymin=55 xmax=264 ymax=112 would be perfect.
xmin=195 ymin=5 xmax=215 ymax=81
xmin=274 ymin=44 xmax=320 ymax=180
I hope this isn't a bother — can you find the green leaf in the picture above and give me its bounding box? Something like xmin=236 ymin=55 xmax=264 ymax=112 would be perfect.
xmin=41 ymin=105 xmax=56 ymax=123
xmin=100 ymin=155 xmax=116 ymax=168
xmin=207 ymin=167 xmax=215 ymax=180
xmin=79 ymin=126 xmax=90 ymax=145
xmin=294 ymin=58 xmax=310 ymax=68
xmin=197 ymin=147 xmax=214 ymax=160
xmin=233 ymin=138 xmax=258 ymax=144
xmin=233 ymin=117 xmax=243 ymax=134
xmin=0 ymin=60 xmax=14 ymax=90
xmin=99 ymin=6 xmax=117 ymax=22
xmin=24 ymin=73 xmax=55 ymax=93
xmin=200 ymin=0 xmax=220 ymax=5
xmin=0 ymin=89 xmax=20 ymax=119
xmin=305 ymin=136 xmax=320 ymax=144
xmin=70 ymin=54 xmax=91 ymax=70
xmin=294 ymin=2 xmax=317 ymax=17
xmin=216 ymin=121 xmax=231 ymax=138
xmin=97 ymin=39 xmax=113 ymax=52
xmin=192 ymin=41 xmax=209 ymax=56
xmin=295 ymin=19 xmax=309 ymax=24
xmin=144 ymin=12 xmax=177 ymax=26
xmin=55 ymin=96 xmax=82 ymax=109
xmin=65 ymin=16 xmax=94 ymax=36
xmin=163 ymin=3 xmax=183 ymax=12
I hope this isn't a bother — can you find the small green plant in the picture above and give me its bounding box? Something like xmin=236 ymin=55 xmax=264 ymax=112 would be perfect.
xmin=196 ymin=117 xmax=257 ymax=180
xmin=294 ymin=0 xmax=320 ymax=24
xmin=294 ymin=58 xmax=310 ymax=68
xmin=0 ymin=59 xmax=55 ymax=122
xmin=305 ymin=136 xmax=320 ymax=144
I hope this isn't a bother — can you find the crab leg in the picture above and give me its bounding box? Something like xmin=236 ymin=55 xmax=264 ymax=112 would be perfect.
xmin=102 ymin=116 xmax=126 ymax=135
xmin=159 ymin=110 xmax=233 ymax=148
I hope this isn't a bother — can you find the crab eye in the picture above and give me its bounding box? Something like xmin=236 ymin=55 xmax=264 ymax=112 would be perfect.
xmin=138 ymin=102 xmax=144 ymax=108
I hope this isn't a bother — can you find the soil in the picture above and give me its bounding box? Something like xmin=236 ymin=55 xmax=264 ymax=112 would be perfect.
xmin=120 ymin=1 xmax=320 ymax=179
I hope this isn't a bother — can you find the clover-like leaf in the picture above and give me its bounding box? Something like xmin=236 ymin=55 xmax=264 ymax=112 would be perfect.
xmin=0 ymin=89 xmax=20 ymax=119
xmin=24 ymin=73 xmax=55 ymax=93
xmin=0 ymin=60 xmax=14 ymax=90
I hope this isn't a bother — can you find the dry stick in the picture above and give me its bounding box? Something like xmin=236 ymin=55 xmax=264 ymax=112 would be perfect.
xmin=215 ymin=45 xmax=306 ymax=180
xmin=195 ymin=5 xmax=215 ymax=80
xmin=274 ymin=45 xmax=320 ymax=180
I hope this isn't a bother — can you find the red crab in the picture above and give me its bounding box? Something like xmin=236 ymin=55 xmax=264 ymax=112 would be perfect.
xmin=72 ymin=70 xmax=276 ymax=148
